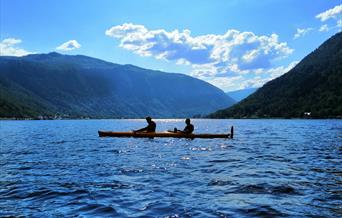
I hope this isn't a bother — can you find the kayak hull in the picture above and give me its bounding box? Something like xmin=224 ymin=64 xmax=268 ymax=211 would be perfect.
xmin=98 ymin=126 xmax=233 ymax=139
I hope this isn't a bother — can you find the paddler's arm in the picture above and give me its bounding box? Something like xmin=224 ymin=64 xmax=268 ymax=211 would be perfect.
xmin=133 ymin=126 xmax=148 ymax=133
xmin=181 ymin=125 xmax=194 ymax=134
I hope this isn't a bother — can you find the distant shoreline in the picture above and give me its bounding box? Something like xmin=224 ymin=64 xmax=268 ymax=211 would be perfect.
xmin=1 ymin=117 xmax=341 ymax=120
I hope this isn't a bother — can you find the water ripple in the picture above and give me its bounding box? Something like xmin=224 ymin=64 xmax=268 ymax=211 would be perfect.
xmin=0 ymin=119 xmax=341 ymax=217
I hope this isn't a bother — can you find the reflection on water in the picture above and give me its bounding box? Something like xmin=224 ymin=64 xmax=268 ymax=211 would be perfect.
xmin=0 ymin=119 xmax=341 ymax=217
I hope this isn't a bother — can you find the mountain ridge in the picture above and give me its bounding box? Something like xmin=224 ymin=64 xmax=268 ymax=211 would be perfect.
xmin=209 ymin=32 xmax=342 ymax=118
xmin=226 ymin=88 xmax=258 ymax=103
xmin=0 ymin=52 xmax=234 ymax=119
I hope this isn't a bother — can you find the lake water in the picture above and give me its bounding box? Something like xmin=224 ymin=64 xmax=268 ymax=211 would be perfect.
xmin=0 ymin=119 xmax=341 ymax=217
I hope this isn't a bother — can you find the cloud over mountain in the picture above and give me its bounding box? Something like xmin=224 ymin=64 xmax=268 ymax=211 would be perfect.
xmin=203 ymin=61 xmax=298 ymax=91
xmin=316 ymin=4 xmax=342 ymax=30
xmin=56 ymin=40 xmax=81 ymax=51
xmin=0 ymin=38 xmax=32 ymax=56
xmin=106 ymin=23 xmax=293 ymax=90
xmin=319 ymin=24 xmax=329 ymax=32
xmin=294 ymin=28 xmax=313 ymax=39
xmin=316 ymin=4 xmax=342 ymax=22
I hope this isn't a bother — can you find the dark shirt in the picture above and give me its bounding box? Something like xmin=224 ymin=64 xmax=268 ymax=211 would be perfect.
xmin=136 ymin=121 xmax=156 ymax=132
xmin=183 ymin=124 xmax=194 ymax=134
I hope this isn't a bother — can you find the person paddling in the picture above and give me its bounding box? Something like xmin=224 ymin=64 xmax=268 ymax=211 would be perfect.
xmin=174 ymin=118 xmax=194 ymax=134
xmin=133 ymin=116 xmax=156 ymax=133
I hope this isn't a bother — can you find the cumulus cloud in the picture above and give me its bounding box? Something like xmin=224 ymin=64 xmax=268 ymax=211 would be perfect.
xmin=106 ymin=23 xmax=293 ymax=84
xmin=316 ymin=4 xmax=342 ymax=30
xmin=205 ymin=61 xmax=298 ymax=91
xmin=56 ymin=40 xmax=81 ymax=51
xmin=106 ymin=24 xmax=293 ymax=68
xmin=0 ymin=38 xmax=32 ymax=56
xmin=316 ymin=4 xmax=342 ymax=22
xmin=266 ymin=61 xmax=299 ymax=78
xmin=293 ymin=28 xmax=313 ymax=39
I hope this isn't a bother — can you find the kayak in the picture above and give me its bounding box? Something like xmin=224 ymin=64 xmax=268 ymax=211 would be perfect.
xmin=98 ymin=126 xmax=234 ymax=139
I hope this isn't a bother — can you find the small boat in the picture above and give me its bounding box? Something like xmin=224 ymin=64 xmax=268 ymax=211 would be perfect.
xmin=98 ymin=126 xmax=234 ymax=139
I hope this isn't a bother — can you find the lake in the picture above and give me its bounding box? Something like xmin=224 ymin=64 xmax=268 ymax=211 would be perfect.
xmin=0 ymin=119 xmax=341 ymax=217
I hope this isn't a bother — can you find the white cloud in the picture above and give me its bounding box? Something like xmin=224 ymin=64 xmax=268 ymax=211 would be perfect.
xmin=106 ymin=23 xmax=295 ymax=91
xmin=316 ymin=4 xmax=342 ymax=30
xmin=56 ymin=40 xmax=81 ymax=51
xmin=106 ymin=23 xmax=293 ymax=77
xmin=266 ymin=61 xmax=299 ymax=78
xmin=207 ymin=76 xmax=244 ymax=91
xmin=338 ymin=19 xmax=342 ymax=28
xmin=316 ymin=4 xmax=342 ymax=22
xmin=293 ymin=28 xmax=313 ymax=39
xmin=0 ymin=38 xmax=32 ymax=56
xmin=205 ymin=61 xmax=298 ymax=91
xmin=319 ymin=24 xmax=329 ymax=32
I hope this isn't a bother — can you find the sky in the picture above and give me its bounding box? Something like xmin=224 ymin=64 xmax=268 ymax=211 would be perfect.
xmin=1 ymin=0 xmax=341 ymax=91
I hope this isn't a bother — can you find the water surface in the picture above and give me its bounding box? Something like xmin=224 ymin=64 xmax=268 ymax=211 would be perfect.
xmin=0 ymin=119 xmax=341 ymax=217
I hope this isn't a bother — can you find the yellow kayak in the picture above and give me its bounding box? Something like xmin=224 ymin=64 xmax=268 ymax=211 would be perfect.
xmin=98 ymin=126 xmax=234 ymax=139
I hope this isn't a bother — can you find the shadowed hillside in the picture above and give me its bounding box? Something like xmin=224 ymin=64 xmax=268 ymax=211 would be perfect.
xmin=0 ymin=53 xmax=234 ymax=119
xmin=210 ymin=32 xmax=342 ymax=118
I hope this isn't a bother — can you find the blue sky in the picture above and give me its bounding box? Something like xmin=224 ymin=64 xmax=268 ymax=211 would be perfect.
xmin=1 ymin=0 xmax=341 ymax=91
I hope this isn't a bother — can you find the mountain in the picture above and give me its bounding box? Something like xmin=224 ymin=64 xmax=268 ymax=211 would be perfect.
xmin=0 ymin=52 xmax=235 ymax=119
xmin=226 ymin=88 xmax=258 ymax=102
xmin=209 ymin=32 xmax=342 ymax=118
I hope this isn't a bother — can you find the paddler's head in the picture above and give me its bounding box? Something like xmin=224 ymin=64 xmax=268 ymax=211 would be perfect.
xmin=185 ymin=118 xmax=191 ymax=124
xmin=146 ymin=116 xmax=152 ymax=123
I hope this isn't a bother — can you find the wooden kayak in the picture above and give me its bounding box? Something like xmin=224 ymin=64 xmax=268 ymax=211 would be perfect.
xmin=98 ymin=126 xmax=234 ymax=139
